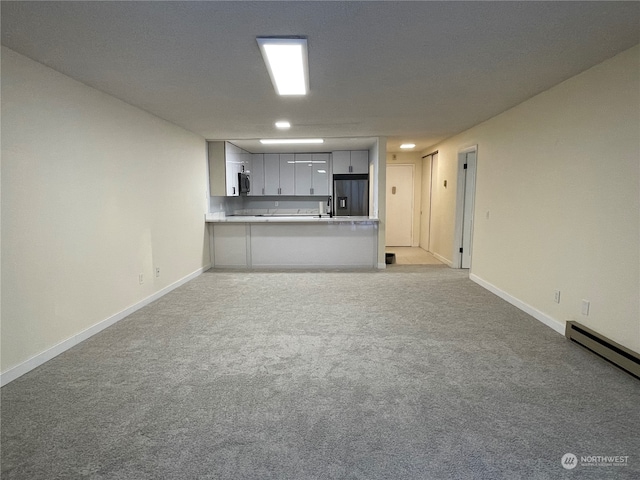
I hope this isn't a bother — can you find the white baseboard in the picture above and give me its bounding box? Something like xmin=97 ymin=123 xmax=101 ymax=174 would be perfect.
xmin=0 ymin=264 xmax=211 ymax=387
xmin=432 ymin=251 xmax=453 ymax=267
xmin=469 ymin=273 xmax=565 ymax=335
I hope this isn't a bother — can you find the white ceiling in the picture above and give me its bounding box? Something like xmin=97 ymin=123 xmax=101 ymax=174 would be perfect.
xmin=2 ymin=1 xmax=639 ymax=153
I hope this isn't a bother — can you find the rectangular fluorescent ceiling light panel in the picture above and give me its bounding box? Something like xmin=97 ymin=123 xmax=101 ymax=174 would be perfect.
xmin=260 ymin=139 xmax=323 ymax=145
xmin=286 ymin=160 xmax=327 ymax=164
xmin=257 ymin=37 xmax=308 ymax=95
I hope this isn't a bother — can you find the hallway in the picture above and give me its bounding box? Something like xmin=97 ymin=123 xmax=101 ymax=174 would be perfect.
xmin=385 ymin=246 xmax=443 ymax=265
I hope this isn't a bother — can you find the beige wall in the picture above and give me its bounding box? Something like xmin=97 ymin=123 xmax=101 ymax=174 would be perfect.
xmin=386 ymin=152 xmax=423 ymax=247
xmin=427 ymin=151 xmax=459 ymax=265
xmin=1 ymin=48 xmax=210 ymax=375
xmin=424 ymin=45 xmax=640 ymax=352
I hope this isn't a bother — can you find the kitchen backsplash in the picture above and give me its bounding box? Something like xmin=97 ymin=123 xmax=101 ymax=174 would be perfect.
xmin=210 ymin=196 xmax=329 ymax=216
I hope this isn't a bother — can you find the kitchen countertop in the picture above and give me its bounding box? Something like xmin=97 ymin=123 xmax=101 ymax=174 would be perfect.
xmin=205 ymin=214 xmax=378 ymax=224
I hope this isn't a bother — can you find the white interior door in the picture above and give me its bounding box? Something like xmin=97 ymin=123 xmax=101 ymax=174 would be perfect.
xmin=460 ymin=151 xmax=477 ymax=268
xmin=386 ymin=164 xmax=414 ymax=246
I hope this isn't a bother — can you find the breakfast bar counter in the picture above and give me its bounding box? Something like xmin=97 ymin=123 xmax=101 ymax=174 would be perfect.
xmin=206 ymin=215 xmax=380 ymax=269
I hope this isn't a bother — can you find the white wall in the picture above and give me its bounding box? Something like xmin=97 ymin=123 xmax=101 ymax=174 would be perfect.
xmin=371 ymin=138 xmax=387 ymax=268
xmin=424 ymin=45 xmax=640 ymax=352
xmin=1 ymin=47 xmax=210 ymax=380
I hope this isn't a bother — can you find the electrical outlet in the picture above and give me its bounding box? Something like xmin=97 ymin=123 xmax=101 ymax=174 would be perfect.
xmin=139 ymin=273 xmax=144 ymax=285
xmin=275 ymin=201 xmax=279 ymax=207
xmin=554 ymin=290 xmax=561 ymax=304
xmin=155 ymin=267 xmax=160 ymax=278
xmin=581 ymin=300 xmax=590 ymax=316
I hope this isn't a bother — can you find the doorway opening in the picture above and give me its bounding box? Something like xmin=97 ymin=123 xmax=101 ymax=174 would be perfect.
xmin=384 ymin=246 xmax=443 ymax=265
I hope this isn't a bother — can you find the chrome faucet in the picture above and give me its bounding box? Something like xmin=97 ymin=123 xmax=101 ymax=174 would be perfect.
xmin=327 ymin=196 xmax=333 ymax=218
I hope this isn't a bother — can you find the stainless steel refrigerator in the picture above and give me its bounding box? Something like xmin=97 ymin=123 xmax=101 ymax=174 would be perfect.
xmin=333 ymin=174 xmax=369 ymax=216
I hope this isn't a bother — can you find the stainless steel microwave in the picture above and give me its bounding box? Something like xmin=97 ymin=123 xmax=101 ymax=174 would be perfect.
xmin=238 ymin=172 xmax=250 ymax=195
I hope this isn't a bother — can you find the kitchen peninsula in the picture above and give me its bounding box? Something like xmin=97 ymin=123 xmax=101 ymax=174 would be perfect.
xmin=206 ymin=140 xmax=384 ymax=269
xmin=206 ymin=215 xmax=379 ymax=269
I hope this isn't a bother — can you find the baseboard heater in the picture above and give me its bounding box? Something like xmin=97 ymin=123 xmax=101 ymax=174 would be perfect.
xmin=565 ymin=321 xmax=640 ymax=379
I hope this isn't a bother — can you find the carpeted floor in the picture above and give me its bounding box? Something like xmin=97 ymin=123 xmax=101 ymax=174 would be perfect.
xmin=2 ymin=266 xmax=639 ymax=479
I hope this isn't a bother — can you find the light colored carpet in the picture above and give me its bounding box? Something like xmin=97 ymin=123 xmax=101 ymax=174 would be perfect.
xmin=2 ymin=267 xmax=639 ymax=479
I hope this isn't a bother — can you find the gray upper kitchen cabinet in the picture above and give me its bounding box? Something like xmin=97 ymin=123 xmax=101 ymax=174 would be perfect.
xmin=208 ymin=141 xmax=251 ymax=197
xmin=249 ymin=154 xmax=264 ymax=196
xmin=332 ymin=150 xmax=369 ymax=174
xmin=226 ymin=161 xmax=242 ymax=196
xmin=294 ymin=154 xmax=313 ymax=194
xmin=225 ymin=142 xmax=251 ymax=196
xmin=312 ymin=153 xmax=329 ymax=195
xmin=263 ymin=154 xmax=280 ymax=195
xmin=332 ymin=151 xmax=351 ymax=175
xmin=279 ymin=154 xmax=295 ymax=195
xmin=264 ymin=154 xmax=295 ymax=195
xmin=294 ymin=153 xmax=329 ymax=195
xmin=350 ymin=150 xmax=369 ymax=174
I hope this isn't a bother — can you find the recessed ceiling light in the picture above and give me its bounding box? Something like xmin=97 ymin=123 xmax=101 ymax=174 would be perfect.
xmin=275 ymin=121 xmax=291 ymax=129
xmin=257 ymin=37 xmax=308 ymax=96
xmin=400 ymin=143 xmax=416 ymax=149
xmin=260 ymin=138 xmax=323 ymax=145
